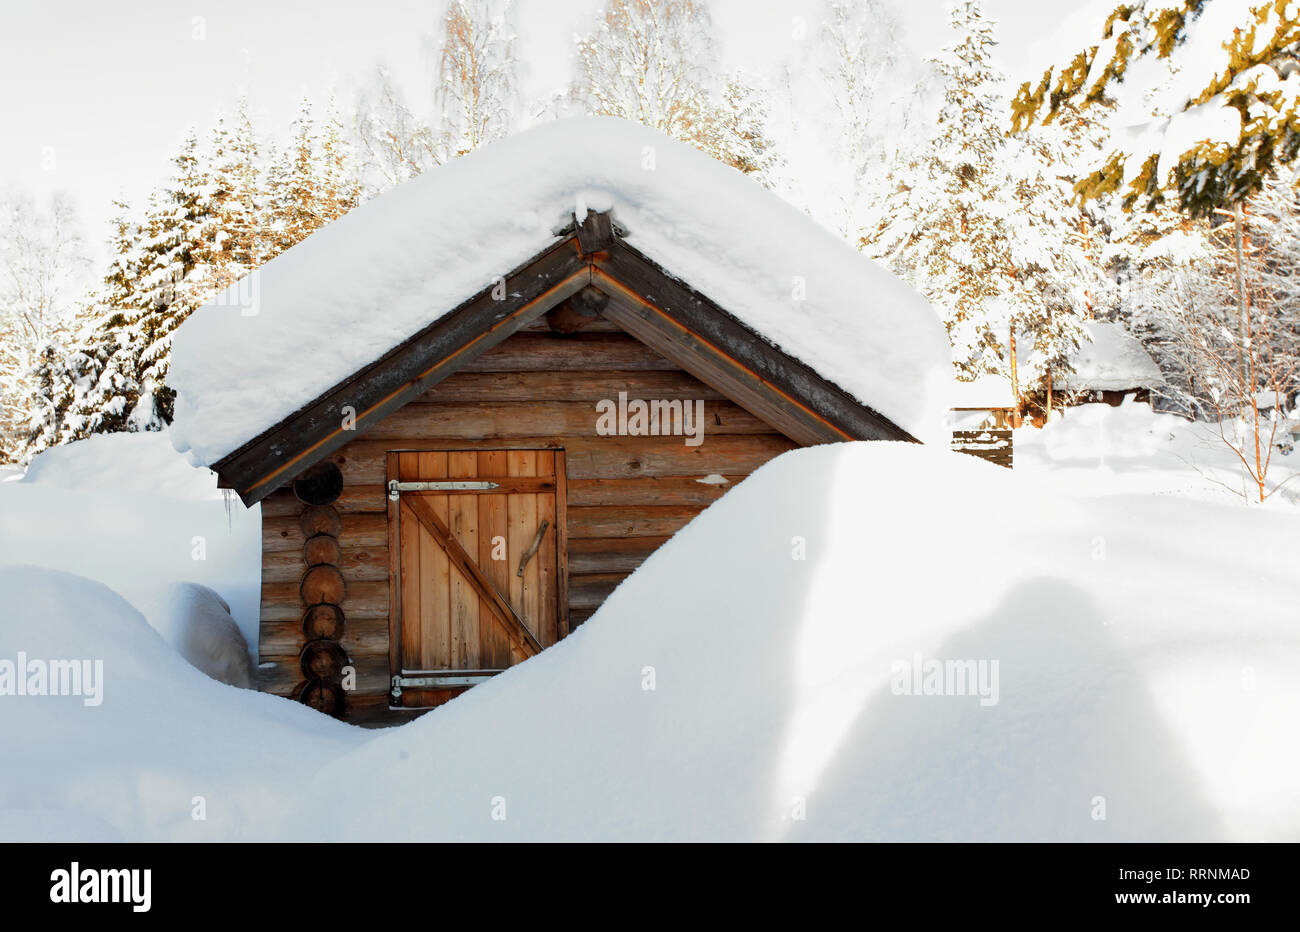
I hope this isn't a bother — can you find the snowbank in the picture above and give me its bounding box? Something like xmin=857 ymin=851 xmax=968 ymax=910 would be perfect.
xmin=128 ymin=583 xmax=254 ymax=688
xmin=1057 ymin=321 xmax=1164 ymax=393
xmin=285 ymin=443 xmax=1299 ymax=841
xmin=168 ymin=116 xmax=951 ymax=465
xmin=1016 ymin=399 xmax=1300 ymax=504
xmin=4 ymin=442 xmax=1297 ymax=840
xmin=0 ymin=567 xmax=362 ymax=841
xmin=0 ymin=432 xmax=262 ymax=652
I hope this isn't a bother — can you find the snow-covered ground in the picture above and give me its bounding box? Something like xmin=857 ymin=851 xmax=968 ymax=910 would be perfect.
xmin=1017 ymin=398 xmax=1300 ymax=504
xmin=1 ymin=410 xmax=1298 ymax=841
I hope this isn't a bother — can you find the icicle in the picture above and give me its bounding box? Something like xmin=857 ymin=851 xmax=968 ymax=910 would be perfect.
xmin=222 ymin=487 xmax=235 ymax=529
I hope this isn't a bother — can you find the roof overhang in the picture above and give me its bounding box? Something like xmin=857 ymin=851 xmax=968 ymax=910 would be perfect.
xmin=211 ymin=211 xmax=915 ymax=505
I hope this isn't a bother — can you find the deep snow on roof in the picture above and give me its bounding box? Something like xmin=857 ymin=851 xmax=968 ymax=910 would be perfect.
xmin=1057 ymin=321 xmax=1165 ymax=393
xmin=168 ymin=116 xmax=950 ymax=467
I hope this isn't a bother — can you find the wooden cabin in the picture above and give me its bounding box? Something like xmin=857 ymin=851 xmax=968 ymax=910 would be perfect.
xmin=1054 ymin=321 xmax=1165 ymax=409
xmin=201 ymin=211 xmax=919 ymax=725
xmin=171 ymin=120 xmax=948 ymax=727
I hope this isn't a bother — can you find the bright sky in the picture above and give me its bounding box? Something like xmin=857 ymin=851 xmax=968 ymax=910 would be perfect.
xmin=0 ymin=0 xmax=1104 ymax=256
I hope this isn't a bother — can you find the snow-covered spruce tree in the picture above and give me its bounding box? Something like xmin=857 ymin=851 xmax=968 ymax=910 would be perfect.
xmin=570 ymin=0 xmax=778 ymax=179
xmin=432 ymin=0 xmax=520 ymax=159
xmin=267 ymin=98 xmax=361 ymax=259
xmin=866 ymin=0 xmax=1092 ymax=409
xmin=1013 ymin=0 xmax=1300 ymax=217
xmin=63 ymin=130 xmax=226 ymax=438
xmin=209 ymin=98 xmax=270 ymax=279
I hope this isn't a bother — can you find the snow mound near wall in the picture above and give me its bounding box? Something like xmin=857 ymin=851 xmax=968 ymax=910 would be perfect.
xmin=128 ymin=582 xmax=254 ymax=688
xmin=168 ymin=116 xmax=951 ymax=465
xmin=0 ymin=567 xmax=363 ymax=841
xmin=0 ymin=432 xmax=262 ymax=653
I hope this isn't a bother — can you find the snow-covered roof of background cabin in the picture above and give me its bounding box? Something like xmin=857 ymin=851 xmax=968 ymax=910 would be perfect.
xmin=950 ymin=375 xmax=1016 ymax=409
xmin=1056 ymin=321 xmax=1165 ymax=393
xmin=168 ymin=116 xmax=950 ymax=466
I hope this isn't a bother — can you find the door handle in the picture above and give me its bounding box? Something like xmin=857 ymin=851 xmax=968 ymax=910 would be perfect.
xmin=516 ymin=520 xmax=550 ymax=578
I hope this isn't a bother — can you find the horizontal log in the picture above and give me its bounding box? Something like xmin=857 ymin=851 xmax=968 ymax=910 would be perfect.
xmin=262 ymin=614 xmax=389 ymax=658
xmin=260 ymin=482 xmax=387 ymax=517
xmin=567 ymin=505 xmax=699 ymax=539
xmin=262 ymin=512 xmax=389 ymax=553
xmin=521 ymin=312 xmax=623 ymax=333
xmin=256 ymin=654 xmax=389 ymax=697
xmin=344 ymin=693 xmax=429 ymax=728
xmin=568 ymin=536 xmax=668 ymax=575
xmin=566 ymin=476 xmax=736 ymax=508
xmin=361 ymin=400 xmax=773 ymax=442
xmin=330 ymin=435 xmax=797 ymax=485
xmin=262 ymin=546 xmax=390 ymax=583
xmin=462 ymin=333 xmax=680 ymax=372
xmin=418 ymin=369 xmax=728 ymax=403
xmin=260 ymin=580 xmax=388 ymax=622
xmin=568 ymin=573 xmax=628 ymax=610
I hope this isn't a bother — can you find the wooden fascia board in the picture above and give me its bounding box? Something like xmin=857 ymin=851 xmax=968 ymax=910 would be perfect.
xmin=214 ymin=235 xmax=591 ymax=505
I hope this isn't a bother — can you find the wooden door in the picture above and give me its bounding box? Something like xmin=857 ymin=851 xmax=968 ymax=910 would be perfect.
xmin=386 ymin=450 xmax=566 ymax=708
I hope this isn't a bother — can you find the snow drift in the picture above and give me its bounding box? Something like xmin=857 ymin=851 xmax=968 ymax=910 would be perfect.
xmin=3 ymin=442 xmax=1296 ymax=841
xmin=0 ymin=432 xmax=262 ymax=653
xmin=127 ymin=583 xmax=254 ymax=688
xmin=167 ymin=116 xmax=952 ymax=465
xmin=0 ymin=567 xmax=362 ymax=841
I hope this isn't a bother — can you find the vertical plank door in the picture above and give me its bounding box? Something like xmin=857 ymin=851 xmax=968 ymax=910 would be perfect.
xmin=389 ymin=450 xmax=562 ymax=709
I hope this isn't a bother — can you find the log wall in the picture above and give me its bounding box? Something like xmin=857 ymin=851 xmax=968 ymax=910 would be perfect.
xmin=257 ymin=322 xmax=799 ymax=725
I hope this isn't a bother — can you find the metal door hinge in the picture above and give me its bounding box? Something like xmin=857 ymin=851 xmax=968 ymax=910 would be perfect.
xmin=388 ymin=479 xmax=500 ymax=500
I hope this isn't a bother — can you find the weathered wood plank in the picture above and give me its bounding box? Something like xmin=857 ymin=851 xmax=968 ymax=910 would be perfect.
xmin=259 ymin=580 xmax=389 ymax=622
xmin=263 ymin=546 xmax=389 ymax=583
xmin=567 ymin=476 xmax=735 ymax=507
xmin=361 ymin=400 xmax=773 ymax=442
xmin=327 ymin=435 xmax=796 ymax=485
xmin=461 ymin=333 xmax=681 ymax=372
xmin=568 ymin=536 xmax=669 ymax=575
xmin=263 ymin=512 xmax=387 ymax=552
xmin=261 ymin=615 xmax=389 ymax=658
xmin=567 ymin=505 xmax=699 ymax=539
xmin=568 ymin=574 xmax=628 ymax=610
xmin=256 ymin=654 xmax=390 ymax=698
xmin=447 ymin=450 xmax=482 ymax=668
xmin=418 ymin=369 xmax=728 ymax=404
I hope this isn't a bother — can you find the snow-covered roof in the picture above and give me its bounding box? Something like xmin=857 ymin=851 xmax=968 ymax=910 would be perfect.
xmin=950 ymin=374 xmax=1016 ymax=409
xmin=1057 ymin=321 xmax=1164 ymax=393
xmin=168 ymin=116 xmax=950 ymax=468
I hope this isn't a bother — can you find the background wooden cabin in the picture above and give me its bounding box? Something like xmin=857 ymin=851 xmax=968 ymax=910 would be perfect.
xmin=255 ymin=309 xmax=799 ymax=726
